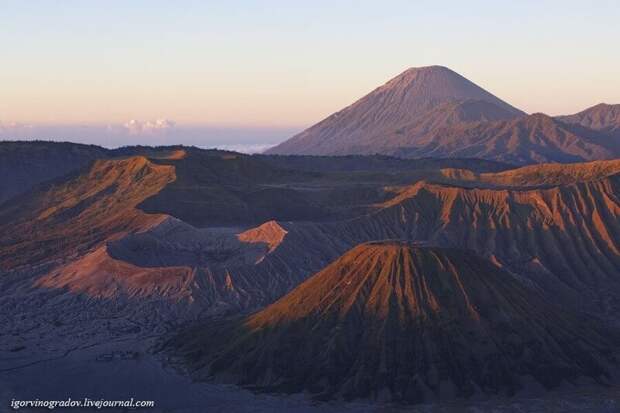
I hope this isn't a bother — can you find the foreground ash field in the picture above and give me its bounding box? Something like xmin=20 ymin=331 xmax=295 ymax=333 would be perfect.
xmin=2 ymin=66 xmax=620 ymax=412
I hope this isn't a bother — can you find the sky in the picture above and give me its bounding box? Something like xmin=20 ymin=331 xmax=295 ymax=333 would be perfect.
xmin=1 ymin=0 xmax=619 ymax=150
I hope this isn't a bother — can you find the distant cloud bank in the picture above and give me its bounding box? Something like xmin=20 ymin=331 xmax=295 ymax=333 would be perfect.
xmin=0 ymin=120 xmax=297 ymax=153
xmin=212 ymin=143 xmax=275 ymax=154
xmin=122 ymin=119 xmax=176 ymax=135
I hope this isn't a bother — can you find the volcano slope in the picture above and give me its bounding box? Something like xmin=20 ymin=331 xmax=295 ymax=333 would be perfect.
xmin=266 ymin=65 xmax=523 ymax=156
xmin=137 ymin=148 xmax=512 ymax=227
xmin=327 ymin=161 xmax=620 ymax=318
xmin=171 ymin=242 xmax=617 ymax=403
xmin=0 ymin=143 xmax=517 ymax=317
xmin=4 ymin=149 xmax=618 ymax=320
xmin=0 ymin=156 xmax=176 ymax=271
xmin=0 ymin=141 xmax=192 ymax=205
xmin=6 ymin=152 xmax=617 ymax=320
xmin=2 ymin=142 xmax=620 ymax=404
xmin=265 ymin=66 xmax=620 ymax=164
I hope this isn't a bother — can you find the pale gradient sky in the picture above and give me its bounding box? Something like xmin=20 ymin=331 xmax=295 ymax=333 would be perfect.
xmin=1 ymin=1 xmax=619 ymax=139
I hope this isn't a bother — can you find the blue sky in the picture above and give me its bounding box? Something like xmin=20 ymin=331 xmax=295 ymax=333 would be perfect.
xmin=1 ymin=1 xmax=619 ymax=148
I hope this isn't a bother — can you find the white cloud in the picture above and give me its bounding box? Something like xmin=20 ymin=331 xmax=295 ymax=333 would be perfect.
xmin=212 ymin=143 xmax=276 ymax=154
xmin=123 ymin=119 xmax=176 ymax=135
xmin=0 ymin=121 xmax=294 ymax=150
xmin=0 ymin=122 xmax=34 ymax=132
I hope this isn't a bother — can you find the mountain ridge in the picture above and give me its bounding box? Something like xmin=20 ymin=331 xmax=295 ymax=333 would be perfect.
xmin=266 ymin=67 xmax=620 ymax=164
xmin=558 ymin=103 xmax=620 ymax=138
xmin=391 ymin=112 xmax=617 ymax=164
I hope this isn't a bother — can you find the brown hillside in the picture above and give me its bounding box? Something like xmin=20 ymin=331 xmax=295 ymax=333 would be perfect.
xmin=173 ymin=243 xmax=616 ymax=403
xmin=0 ymin=156 xmax=174 ymax=270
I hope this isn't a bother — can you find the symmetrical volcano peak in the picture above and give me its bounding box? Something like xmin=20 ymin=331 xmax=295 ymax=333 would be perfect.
xmin=266 ymin=66 xmax=523 ymax=156
xmin=376 ymin=65 xmax=523 ymax=116
xmin=266 ymin=67 xmax=620 ymax=164
xmin=173 ymin=242 xmax=616 ymax=403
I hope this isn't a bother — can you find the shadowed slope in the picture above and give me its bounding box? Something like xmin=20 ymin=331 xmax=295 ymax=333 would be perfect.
xmin=4 ymin=150 xmax=619 ymax=317
xmin=100 ymin=217 xmax=342 ymax=308
xmin=136 ymin=150 xmax=333 ymax=227
xmin=345 ymin=99 xmax=521 ymax=155
xmin=431 ymin=159 xmax=620 ymax=188
xmin=0 ymin=142 xmax=192 ymax=205
xmin=394 ymin=113 xmax=617 ymax=164
xmin=559 ymin=103 xmax=620 ymax=138
xmin=137 ymin=148 xmax=514 ymax=227
xmin=0 ymin=141 xmax=110 ymax=204
xmin=173 ymin=243 xmax=616 ymax=403
xmin=0 ymin=156 xmax=175 ymax=270
xmin=1 ymin=145 xmax=517 ymax=309
xmin=477 ymin=159 xmax=620 ymax=187
xmin=259 ymin=153 xmax=512 ymax=174
xmin=328 ymin=170 xmax=620 ymax=318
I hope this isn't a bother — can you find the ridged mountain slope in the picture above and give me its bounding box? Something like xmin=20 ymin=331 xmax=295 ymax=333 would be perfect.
xmin=266 ymin=66 xmax=523 ymax=155
xmin=0 ymin=141 xmax=110 ymax=204
xmin=392 ymin=113 xmax=617 ymax=164
xmin=330 ymin=169 xmax=620 ymax=317
xmin=0 ymin=156 xmax=174 ymax=270
xmin=173 ymin=243 xmax=616 ymax=403
xmin=559 ymin=103 xmax=620 ymax=138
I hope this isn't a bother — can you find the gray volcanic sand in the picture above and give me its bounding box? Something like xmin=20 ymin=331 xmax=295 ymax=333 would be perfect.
xmin=2 ymin=337 xmax=620 ymax=413
xmin=0 ymin=338 xmax=369 ymax=413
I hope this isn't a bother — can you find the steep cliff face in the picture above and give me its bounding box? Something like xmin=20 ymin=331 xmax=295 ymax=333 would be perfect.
xmin=173 ymin=243 xmax=616 ymax=403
